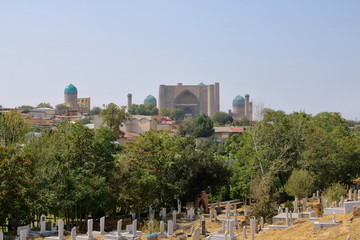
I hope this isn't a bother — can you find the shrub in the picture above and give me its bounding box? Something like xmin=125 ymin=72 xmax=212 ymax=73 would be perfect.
xmin=324 ymin=182 xmax=347 ymax=203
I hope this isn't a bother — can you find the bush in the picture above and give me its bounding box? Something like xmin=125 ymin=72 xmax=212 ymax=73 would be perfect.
xmin=283 ymin=200 xmax=294 ymax=211
xmin=324 ymin=183 xmax=348 ymax=203
xmin=284 ymin=169 xmax=315 ymax=199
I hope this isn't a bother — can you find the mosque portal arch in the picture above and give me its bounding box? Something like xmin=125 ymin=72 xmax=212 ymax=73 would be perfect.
xmin=174 ymin=90 xmax=200 ymax=118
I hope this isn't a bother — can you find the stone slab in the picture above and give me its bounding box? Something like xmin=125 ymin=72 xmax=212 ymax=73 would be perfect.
xmin=323 ymin=207 xmax=345 ymax=215
xmin=314 ymin=222 xmax=340 ymax=230
xmin=268 ymin=225 xmax=290 ymax=230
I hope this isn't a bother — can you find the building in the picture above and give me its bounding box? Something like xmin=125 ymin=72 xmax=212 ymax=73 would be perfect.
xmin=229 ymin=94 xmax=253 ymax=121
xmin=64 ymin=83 xmax=90 ymax=113
xmin=158 ymin=82 xmax=220 ymax=118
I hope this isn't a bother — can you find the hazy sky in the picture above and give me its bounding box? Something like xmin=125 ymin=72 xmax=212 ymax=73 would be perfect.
xmin=1 ymin=1 xmax=359 ymax=119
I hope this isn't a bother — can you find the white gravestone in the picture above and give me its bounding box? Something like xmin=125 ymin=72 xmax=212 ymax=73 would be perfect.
xmin=187 ymin=207 xmax=195 ymax=220
xmin=172 ymin=210 xmax=177 ymax=229
xmin=20 ymin=229 xmax=27 ymax=240
xmin=160 ymin=208 xmax=167 ymax=222
xmin=0 ymin=231 xmax=3 ymax=240
xmin=285 ymin=208 xmax=289 ymax=226
xmin=233 ymin=205 xmax=238 ymax=228
xmin=177 ymin=200 xmax=181 ymax=213
xmin=167 ymin=220 xmax=173 ymax=236
xmin=58 ymin=219 xmax=66 ymax=240
xmin=159 ymin=221 xmax=165 ymax=236
xmin=40 ymin=214 xmax=47 ymax=233
xmin=226 ymin=202 xmax=230 ymax=218
xmin=260 ymin=217 xmax=264 ymax=229
xmin=100 ymin=216 xmax=105 ymax=235
xmin=349 ymin=189 xmax=352 ymax=200
xmin=71 ymin=227 xmax=76 ymax=240
xmin=117 ymin=220 xmax=122 ymax=237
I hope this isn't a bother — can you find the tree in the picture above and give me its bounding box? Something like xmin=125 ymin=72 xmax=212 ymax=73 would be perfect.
xmin=213 ymin=112 xmax=233 ymax=126
xmin=170 ymin=108 xmax=185 ymax=121
xmin=284 ymin=169 xmax=315 ymax=199
xmin=55 ymin=104 xmax=69 ymax=111
xmin=159 ymin=107 xmax=171 ymax=117
xmin=17 ymin=105 xmax=35 ymax=112
xmin=0 ymin=110 xmax=29 ymax=147
xmin=192 ymin=114 xmax=214 ymax=138
xmin=100 ymin=103 xmax=127 ymax=137
xmin=128 ymin=104 xmax=158 ymax=116
xmin=36 ymin=102 xmax=53 ymax=109
xmin=89 ymin=106 xmax=102 ymax=116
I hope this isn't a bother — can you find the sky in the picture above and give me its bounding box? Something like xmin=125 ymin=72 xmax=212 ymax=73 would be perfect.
xmin=1 ymin=1 xmax=360 ymax=120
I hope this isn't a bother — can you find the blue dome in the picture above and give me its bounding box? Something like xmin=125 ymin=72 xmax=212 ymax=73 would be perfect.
xmin=198 ymin=82 xmax=206 ymax=86
xmin=64 ymin=84 xmax=78 ymax=94
xmin=233 ymin=95 xmax=245 ymax=107
xmin=144 ymin=95 xmax=157 ymax=106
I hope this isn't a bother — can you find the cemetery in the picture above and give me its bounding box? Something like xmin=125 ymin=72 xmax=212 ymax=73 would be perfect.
xmin=4 ymin=189 xmax=360 ymax=240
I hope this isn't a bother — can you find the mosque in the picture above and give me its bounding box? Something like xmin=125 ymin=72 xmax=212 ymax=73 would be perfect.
xmin=64 ymin=83 xmax=91 ymax=113
xmin=127 ymin=82 xmax=253 ymax=120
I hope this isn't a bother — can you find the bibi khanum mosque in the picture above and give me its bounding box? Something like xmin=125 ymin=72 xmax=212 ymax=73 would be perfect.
xmin=127 ymin=82 xmax=253 ymax=121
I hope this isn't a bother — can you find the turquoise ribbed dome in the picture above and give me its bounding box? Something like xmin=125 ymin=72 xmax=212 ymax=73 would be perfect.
xmin=198 ymin=82 xmax=206 ymax=86
xmin=144 ymin=95 xmax=157 ymax=106
xmin=233 ymin=95 xmax=245 ymax=107
xmin=64 ymin=84 xmax=78 ymax=94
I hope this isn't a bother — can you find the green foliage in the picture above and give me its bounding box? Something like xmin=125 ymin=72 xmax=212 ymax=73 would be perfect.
xmin=101 ymin=103 xmax=127 ymax=137
xmin=179 ymin=114 xmax=214 ymax=138
xmin=233 ymin=117 xmax=251 ymax=126
xmin=89 ymin=106 xmax=102 ymax=115
xmin=17 ymin=105 xmax=35 ymax=112
xmin=121 ymin=130 xmax=229 ymax=210
xmin=159 ymin=107 xmax=171 ymax=117
xmin=55 ymin=104 xmax=69 ymax=111
xmin=77 ymin=118 xmax=91 ymax=125
xmin=284 ymin=169 xmax=315 ymax=198
xmin=128 ymin=103 xmax=158 ymax=116
xmin=170 ymin=108 xmax=185 ymax=121
xmin=284 ymin=200 xmax=294 ymax=211
xmin=36 ymin=102 xmax=53 ymax=109
xmin=212 ymin=112 xmax=233 ymax=126
xmin=0 ymin=110 xmax=29 ymax=147
xmin=324 ymin=182 xmax=348 ymax=202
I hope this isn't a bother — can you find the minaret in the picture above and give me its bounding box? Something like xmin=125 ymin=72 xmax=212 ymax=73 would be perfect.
xmin=127 ymin=93 xmax=132 ymax=111
xmin=245 ymin=94 xmax=250 ymax=119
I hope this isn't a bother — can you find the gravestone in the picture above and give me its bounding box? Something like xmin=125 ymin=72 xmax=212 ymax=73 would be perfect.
xmin=20 ymin=229 xmax=27 ymax=240
xmin=159 ymin=221 xmax=165 ymax=237
xmin=316 ymin=190 xmax=320 ymax=199
xmin=100 ymin=216 xmax=106 ymax=235
xmin=349 ymin=189 xmax=352 ymax=201
xmin=172 ymin=210 xmax=177 ymax=230
xmin=177 ymin=200 xmax=181 ymax=213
xmin=117 ymin=220 xmax=122 ymax=237
xmin=0 ymin=231 xmax=3 ymax=240
xmin=40 ymin=214 xmax=47 ymax=233
xmin=167 ymin=220 xmax=173 ymax=236
xmin=242 ymin=226 xmax=246 ymax=239
xmin=71 ymin=227 xmax=76 ymax=240
xmin=260 ymin=217 xmax=264 ymax=230
xmin=148 ymin=220 xmax=154 ymax=234
xmin=76 ymin=219 xmax=95 ymax=240
xmin=226 ymin=202 xmax=230 ymax=218
xmin=187 ymin=207 xmax=195 ymax=220
xmin=160 ymin=208 xmax=166 ymax=222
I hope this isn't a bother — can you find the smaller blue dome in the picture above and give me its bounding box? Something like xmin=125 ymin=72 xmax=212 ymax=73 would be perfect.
xmin=144 ymin=95 xmax=157 ymax=106
xmin=64 ymin=84 xmax=78 ymax=94
xmin=233 ymin=95 xmax=245 ymax=107
xmin=198 ymin=82 xmax=206 ymax=86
